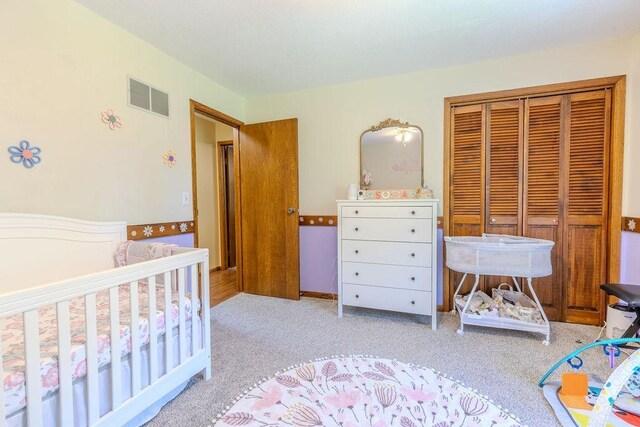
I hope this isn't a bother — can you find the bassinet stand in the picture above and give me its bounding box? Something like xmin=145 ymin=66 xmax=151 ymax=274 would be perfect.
xmin=451 ymin=273 xmax=551 ymax=345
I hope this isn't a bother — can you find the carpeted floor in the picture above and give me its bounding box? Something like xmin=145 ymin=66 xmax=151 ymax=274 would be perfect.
xmin=147 ymin=293 xmax=611 ymax=426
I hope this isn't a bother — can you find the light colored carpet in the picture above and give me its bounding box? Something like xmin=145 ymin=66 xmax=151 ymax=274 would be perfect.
xmin=146 ymin=293 xmax=611 ymax=426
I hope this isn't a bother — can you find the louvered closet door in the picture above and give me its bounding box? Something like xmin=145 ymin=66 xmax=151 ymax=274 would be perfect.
xmin=485 ymin=100 xmax=523 ymax=290
xmin=564 ymin=90 xmax=610 ymax=325
xmin=449 ymin=104 xmax=484 ymax=294
xmin=523 ymin=96 xmax=563 ymax=321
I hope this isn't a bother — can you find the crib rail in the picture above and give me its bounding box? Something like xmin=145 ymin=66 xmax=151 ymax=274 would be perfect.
xmin=0 ymin=248 xmax=211 ymax=427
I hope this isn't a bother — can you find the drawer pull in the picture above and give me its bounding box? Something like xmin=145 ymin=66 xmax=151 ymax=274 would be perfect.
xmin=355 ymin=250 xmax=359 ymax=254
xmin=411 ymin=210 xmax=416 ymax=215
xmin=411 ymin=277 xmax=415 ymax=281
xmin=355 ymin=227 xmax=359 ymax=231
xmin=355 ymin=210 xmax=359 ymax=214
xmin=355 ymin=272 xmax=359 ymax=276
xmin=410 ymin=253 xmax=415 ymax=257
xmin=355 ymin=294 xmax=360 ymax=299
xmin=411 ymin=228 xmax=416 ymax=233
xmin=411 ymin=300 xmax=416 ymax=305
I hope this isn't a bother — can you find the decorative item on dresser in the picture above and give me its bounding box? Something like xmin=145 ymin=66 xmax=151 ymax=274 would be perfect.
xmin=337 ymin=199 xmax=439 ymax=330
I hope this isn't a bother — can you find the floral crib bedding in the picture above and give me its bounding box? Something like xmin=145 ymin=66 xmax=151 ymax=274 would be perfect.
xmin=1 ymin=284 xmax=197 ymax=416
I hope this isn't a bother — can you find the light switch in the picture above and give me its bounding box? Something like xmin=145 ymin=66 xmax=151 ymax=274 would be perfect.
xmin=182 ymin=192 xmax=190 ymax=206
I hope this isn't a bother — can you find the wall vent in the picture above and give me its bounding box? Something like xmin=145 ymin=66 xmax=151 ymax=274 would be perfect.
xmin=127 ymin=76 xmax=170 ymax=118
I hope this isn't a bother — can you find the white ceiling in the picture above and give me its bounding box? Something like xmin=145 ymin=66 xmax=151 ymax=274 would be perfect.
xmin=75 ymin=0 xmax=640 ymax=96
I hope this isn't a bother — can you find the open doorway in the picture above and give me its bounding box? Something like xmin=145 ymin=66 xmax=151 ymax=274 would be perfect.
xmin=191 ymin=100 xmax=300 ymax=303
xmin=217 ymin=140 xmax=236 ymax=269
xmin=190 ymin=100 xmax=243 ymax=307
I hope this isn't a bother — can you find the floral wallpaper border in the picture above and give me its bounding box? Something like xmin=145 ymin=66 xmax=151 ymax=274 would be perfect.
xmin=300 ymin=215 xmax=444 ymax=228
xmin=622 ymin=216 xmax=640 ymax=233
xmin=299 ymin=215 xmax=338 ymax=226
xmin=126 ymin=221 xmax=194 ymax=240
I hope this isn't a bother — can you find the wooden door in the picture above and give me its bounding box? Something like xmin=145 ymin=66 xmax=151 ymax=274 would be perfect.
xmin=448 ymin=104 xmax=485 ymax=296
xmin=563 ymin=90 xmax=610 ymax=325
xmin=523 ymin=96 xmax=564 ymax=321
xmin=239 ymin=118 xmax=300 ymax=300
xmin=223 ymin=145 xmax=237 ymax=268
xmin=484 ymin=100 xmax=523 ymax=290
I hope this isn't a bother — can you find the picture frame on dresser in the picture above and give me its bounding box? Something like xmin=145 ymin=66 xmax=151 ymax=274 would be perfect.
xmin=336 ymin=199 xmax=439 ymax=330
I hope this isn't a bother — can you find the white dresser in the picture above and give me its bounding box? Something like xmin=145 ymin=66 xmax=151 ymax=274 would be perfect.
xmin=337 ymin=199 xmax=438 ymax=330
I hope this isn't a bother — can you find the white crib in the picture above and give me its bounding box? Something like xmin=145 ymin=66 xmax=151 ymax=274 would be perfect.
xmin=0 ymin=214 xmax=211 ymax=426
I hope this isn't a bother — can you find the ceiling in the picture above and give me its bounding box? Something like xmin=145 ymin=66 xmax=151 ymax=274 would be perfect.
xmin=75 ymin=0 xmax=640 ymax=96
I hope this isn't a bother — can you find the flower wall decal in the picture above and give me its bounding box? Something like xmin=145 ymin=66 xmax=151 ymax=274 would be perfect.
xmin=142 ymin=226 xmax=153 ymax=237
xmin=163 ymin=150 xmax=176 ymax=168
xmin=8 ymin=140 xmax=42 ymax=169
xmin=101 ymin=109 xmax=122 ymax=130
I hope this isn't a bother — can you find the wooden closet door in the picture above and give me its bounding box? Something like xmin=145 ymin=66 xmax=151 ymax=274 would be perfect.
xmin=448 ymin=104 xmax=485 ymax=296
xmin=523 ymin=96 xmax=563 ymax=321
xmin=485 ymin=100 xmax=523 ymax=290
xmin=564 ymin=90 xmax=610 ymax=325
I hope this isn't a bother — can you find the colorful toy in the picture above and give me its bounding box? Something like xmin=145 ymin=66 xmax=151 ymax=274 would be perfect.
xmin=539 ymin=338 xmax=640 ymax=426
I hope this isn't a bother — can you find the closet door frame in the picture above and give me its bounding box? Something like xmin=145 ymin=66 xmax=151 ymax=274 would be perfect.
xmin=443 ymin=75 xmax=626 ymax=316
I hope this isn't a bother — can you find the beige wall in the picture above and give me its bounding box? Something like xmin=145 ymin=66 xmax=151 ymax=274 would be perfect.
xmin=0 ymin=0 xmax=244 ymax=224
xmin=195 ymin=115 xmax=221 ymax=266
xmin=216 ymin=122 xmax=235 ymax=142
xmin=246 ymin=35 xmax=638 ymax=216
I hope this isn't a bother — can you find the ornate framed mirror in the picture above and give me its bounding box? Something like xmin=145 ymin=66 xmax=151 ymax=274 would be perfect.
xmin=360 ymin=118 xmax=424 ymax=190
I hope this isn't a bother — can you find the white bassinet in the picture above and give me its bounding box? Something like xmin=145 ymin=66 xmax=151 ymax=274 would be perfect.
xmin=445 ymin=234 xmax=555 ymax=344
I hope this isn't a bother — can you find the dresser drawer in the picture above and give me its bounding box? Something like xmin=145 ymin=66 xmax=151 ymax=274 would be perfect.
xmin=342 ymin=262 xmax=432 ymax=291
xmin=341 ymin=218 xmax=432 ymax=243
xmin=341 ymin=240 xmax=432 ymax=267
xmin=341 ymin=205 xmax=432 ymax=219
xmin=342 ymin=284 xmax=432 ymax=315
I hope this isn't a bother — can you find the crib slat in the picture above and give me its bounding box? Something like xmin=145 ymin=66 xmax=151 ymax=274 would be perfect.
xmin=56 ymin=301 xmax=73 ymax=426
xmin=24 ymin=309 xmax=43 ymax=427
xmin=148 ymin=276 xmax=158 ymax=385
xmin=85 ymin=293 xmax=99 ymax=424
xmin=164 ymin=271 xmax=174 ymax=373
xmin=130 ymin=281 xmax=141 ymax=396
xmin=178 ymin=268 xmax=186 ymax=363
xmin=0 ymin=328 xmax=5 ymax=424
xmin=202 ymin=256 xmax=211 ymax=380
xmin=190 ymin=264 xmax=199 ymax=355
xmin=109 ymin=286 xmax=121 ymax=408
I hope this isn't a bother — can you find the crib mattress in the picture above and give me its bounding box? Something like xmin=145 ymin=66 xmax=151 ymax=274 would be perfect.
xmin=1 ymin=284 xmax=197 ymax=416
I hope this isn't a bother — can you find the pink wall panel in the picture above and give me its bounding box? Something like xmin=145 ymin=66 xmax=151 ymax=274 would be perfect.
xmin=299 ymin=226 xmax=445 ymax=304
xmin=621 ymin=231 xmax=640 ymax=284
xmin=299 ymin=226 xmax=338 ymax=294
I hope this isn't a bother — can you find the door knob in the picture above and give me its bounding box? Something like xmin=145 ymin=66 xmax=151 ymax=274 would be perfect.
xmin=288 ymin=208 xmax=295 ymax=214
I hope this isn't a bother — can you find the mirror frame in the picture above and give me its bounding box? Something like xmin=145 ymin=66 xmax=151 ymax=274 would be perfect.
xmin=359 ymin=118 xmax=425 ymax=189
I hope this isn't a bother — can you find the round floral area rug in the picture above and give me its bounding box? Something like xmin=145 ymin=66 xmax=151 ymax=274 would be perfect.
xmin=212 ymin=355 xmax=523 ymax=427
